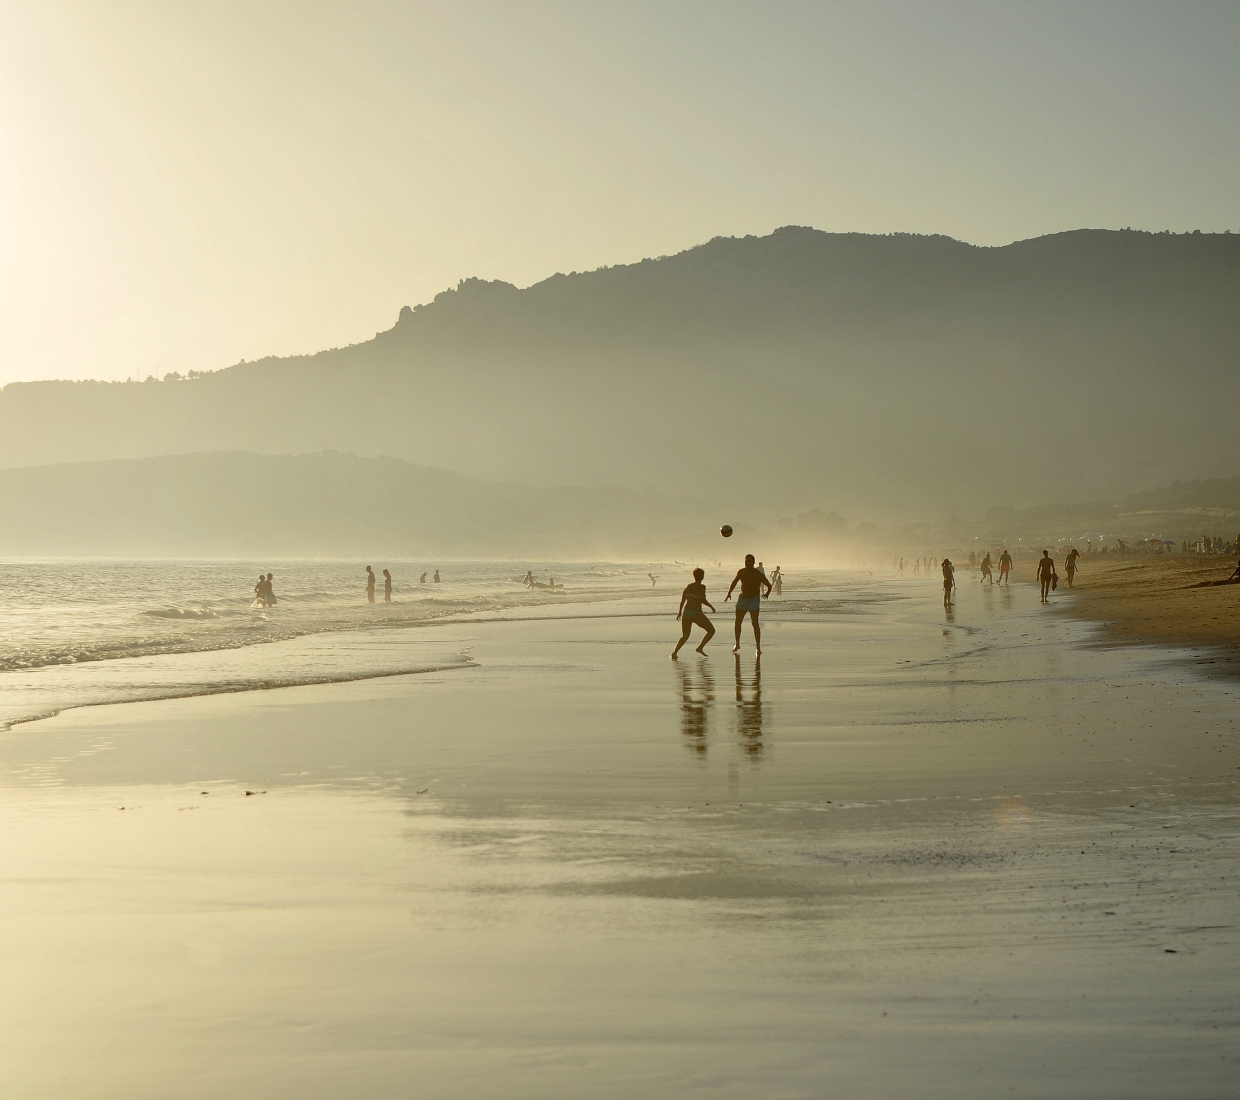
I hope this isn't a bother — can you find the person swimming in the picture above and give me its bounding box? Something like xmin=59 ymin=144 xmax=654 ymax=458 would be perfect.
xmin=672 ymin=568 xmax=717 ymax=658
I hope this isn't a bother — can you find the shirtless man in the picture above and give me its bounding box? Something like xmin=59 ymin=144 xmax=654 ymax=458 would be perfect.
xmin=671 ymin=568 xmax=717 ymax=658
xmin=725 ymin=554 xmax=773 ymax=655
xmin=998 ymin=549 xmax=1013 ymax=586
xmin=979 ymin=552 xmax=993 ymax=584
xmin=1036 ymin=550 xmax=1056 ymax=603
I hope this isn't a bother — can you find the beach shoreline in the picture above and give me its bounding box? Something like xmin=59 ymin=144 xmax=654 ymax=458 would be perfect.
xmin=1002 ymin=553 xmax=1240 ymax=673
xmin=3 ymin=575 xmax=1239 ymax=1098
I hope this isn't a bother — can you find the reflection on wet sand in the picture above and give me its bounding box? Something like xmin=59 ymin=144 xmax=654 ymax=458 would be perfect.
xmin=734 ymin=656 xmax=764 ymax=759
xmin=678 ymin=662 xmax=714 ymax=756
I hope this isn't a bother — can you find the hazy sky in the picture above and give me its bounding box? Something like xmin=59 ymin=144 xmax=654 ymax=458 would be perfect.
xmin=2 ymin=1 xmax=1238 ymax=384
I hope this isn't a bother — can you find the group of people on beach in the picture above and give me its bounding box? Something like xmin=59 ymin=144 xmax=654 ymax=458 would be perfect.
xmin=671 ymin=555 xmax=778 ymax=659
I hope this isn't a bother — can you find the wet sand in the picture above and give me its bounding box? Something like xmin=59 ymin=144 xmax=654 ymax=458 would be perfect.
xmin=1010 ymin=554 xmax=1240 ymax=670
xmin=2 ymin=579 xmax=1239 ymax=1098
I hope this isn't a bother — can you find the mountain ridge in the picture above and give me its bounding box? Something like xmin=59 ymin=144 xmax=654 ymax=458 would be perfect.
xmin=2 ymin=226 xmax=1236 ymax=517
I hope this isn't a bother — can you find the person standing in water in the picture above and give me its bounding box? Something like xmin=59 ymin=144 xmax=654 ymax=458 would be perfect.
xmin=254 ymin=574 xmax=266 ymax=606
xmin=383 ymin=569 xmax=392 ymax=602
xmin=671 ymin=568 xmax=717 ymax=658
xmin=419 ymin=572 xmax=427 ymax=584
xmin=725 ymin=554 xmax=773 ymax=655
xmin=941 ymin=558 xmax=955 ymax=606
xmin=1036 ymin=550 xmax=1056 ymax=603
xmin=366 ymin=566 xmax=376 ymax=604
xmin=998 ymin=548 xmax=1013 ymax=586
xmin=265 ymin=573 xmax=277 ymax=606
xmin=1064 ymin=547 xmax=1080 ymax=588
xmin=979 ymin=552 xmax=993 ymax=584
xmin=434 ymin=569 xmax=441 ymax=583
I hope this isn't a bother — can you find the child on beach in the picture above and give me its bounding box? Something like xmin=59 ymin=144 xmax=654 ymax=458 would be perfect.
xmin=672 ymin=568 xmax=717 ymax=658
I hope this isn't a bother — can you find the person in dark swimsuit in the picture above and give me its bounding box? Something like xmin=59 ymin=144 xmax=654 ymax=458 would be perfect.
xmin=725 ymin=555 xmax=773 ymax=655
xmin=1064 ymin=548 xmax=1079 ymax=587
xmin=1036 ymin=550 xmax=1056 ymax=603
xmin=672 ymin=568 xmax=717 ymax=658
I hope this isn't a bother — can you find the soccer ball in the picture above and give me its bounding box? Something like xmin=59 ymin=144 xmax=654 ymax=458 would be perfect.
xmin=720 ymin=525 xmax=733 ymax=538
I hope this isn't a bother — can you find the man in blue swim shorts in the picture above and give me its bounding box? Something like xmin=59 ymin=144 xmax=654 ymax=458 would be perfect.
xmin=725 ymin=554 xmax=773 ymax=655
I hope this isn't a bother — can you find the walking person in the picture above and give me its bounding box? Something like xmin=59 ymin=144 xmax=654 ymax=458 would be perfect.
xmin=998 ymin=548 xmax=1013 ymax=586
xmin=979 ymin=552 xmax=993 ymax=584
xmin=1064 ymin=547 xmax=1079 ymax=588
xmin=725 ymin=554 xmax=773 ymax=655
xmin=1036 ymin=550 xmax=1056 ymax=603
xmin=366 ymin=565 xmax=376 ymax=604
xmin=383 ymin=569 xmax=392 ymax=602
xmin=671 ymin=568 xmax=717 ymax=658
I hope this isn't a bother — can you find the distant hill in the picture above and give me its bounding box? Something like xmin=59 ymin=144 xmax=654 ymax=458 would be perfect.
xmin=2 ymin=227 xmax=1237 ymax=517
xmin=0 ymin=451 xmax=714 ymax=558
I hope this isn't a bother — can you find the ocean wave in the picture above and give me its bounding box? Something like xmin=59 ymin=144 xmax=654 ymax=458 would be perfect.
xmin=142 ymin=606 xmax=221 ymax=620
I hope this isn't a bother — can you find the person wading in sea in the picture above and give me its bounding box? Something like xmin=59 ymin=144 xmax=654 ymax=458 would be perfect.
xmin=366 ymin=565 xmax=376 ymax=604
xmin=671 ymin=568 xmax=717 ymax=658
xmin=725 ymin=554 xmax=773 ymax=655
xmin=383 ymin=569 xmax=392 ymax=602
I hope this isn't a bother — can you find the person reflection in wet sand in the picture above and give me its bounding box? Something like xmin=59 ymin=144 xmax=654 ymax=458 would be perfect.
xmin=366 ymin=565 xmax=376 ymax=604
xmin=671 ymin=568 xmax=716 ymax=658
xmin=383 ymin=569 xmax=392 ymax=602
xmin=678 ymin=662 xmax=714 ymax=757
xmin=735 ymin=655 xmax=764 ymax=759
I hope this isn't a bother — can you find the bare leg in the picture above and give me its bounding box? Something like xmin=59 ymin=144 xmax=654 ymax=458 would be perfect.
xmin=733 ymin=610 xmax=744 ymax=652
xmin=694 ymin=614 xmax=715 ymax=654
xmin=750 ymin=611 xmax=761 ymax=654
xmin=671 ymin=617 xmax=693 ymax=658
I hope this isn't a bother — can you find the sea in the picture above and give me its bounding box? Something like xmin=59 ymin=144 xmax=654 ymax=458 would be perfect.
xmin=0 ymin=560 xmax=692 ymax=730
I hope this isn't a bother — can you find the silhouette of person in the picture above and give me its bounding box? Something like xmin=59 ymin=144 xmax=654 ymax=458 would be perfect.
xmin=941 ymin=558 xmax=955 ymax=606
xmin=1036 ymin=550 xmax=1056 ymax=603
xmin=265 ymin=572 xmax=276 ymax=606
xmin=725 ymin=554 xmax=773 ymax=655
xmin=383 ymin=568 xmax=392 ymax=602
xmin=649 ymin=573 xmax=658 ymax=586
xmin=434 ymin=569 xmax=441 ymax=583
xmin=366 ymin=565 xmax=376 ymax=604
xmin=771 ymin=566 xmax=783 ymax=595
xmin=523 ymin=571 xmax=534 ymax=588
xmin=254 ymin=574 xmax=266 ymax=606
xmin=1065 ymin=547 xmax=1079 ymax=588
xmin=419 ymin=572 xmax=427 ymax=584
xmin=980 ymin=552 xmax=993 ymax=584
xmin=998 ymin=549 xmax=1013 ymax=586
xmin=672 ymin=568 xmax=717 ymax=658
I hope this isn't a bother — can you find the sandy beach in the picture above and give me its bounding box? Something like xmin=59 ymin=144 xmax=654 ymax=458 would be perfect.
xmin=2 ymin=573 xmax=1238 ymax=1098
xmin=1006 ymin=553 xmax=1240 ymax=671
